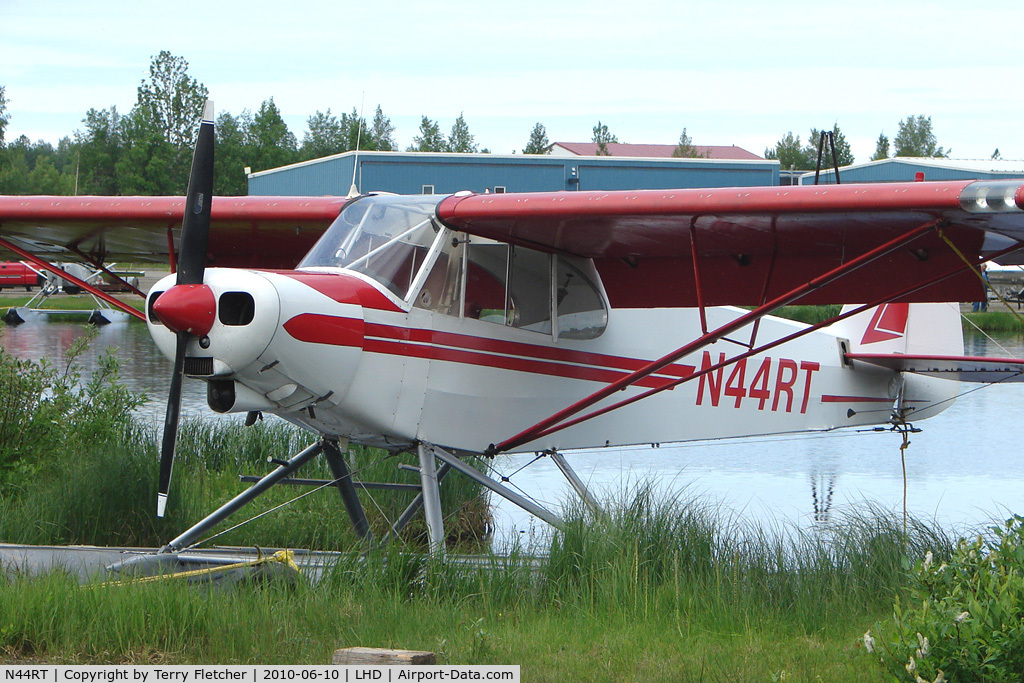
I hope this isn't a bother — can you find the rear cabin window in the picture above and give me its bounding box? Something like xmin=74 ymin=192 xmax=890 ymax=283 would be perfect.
xmin=415 ymin=234 xmax=607 ymax=340
xmin=555 ymin=259 xmax=608 ymax=340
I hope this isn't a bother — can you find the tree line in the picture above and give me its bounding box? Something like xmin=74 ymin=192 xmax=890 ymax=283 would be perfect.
xmin=0 ymin=51 xmax=997 ymax=196
xmin=765 ymin=116 xmax=1001 ymax=171
xmin=0 ymin=53 xmax=504 ymax=196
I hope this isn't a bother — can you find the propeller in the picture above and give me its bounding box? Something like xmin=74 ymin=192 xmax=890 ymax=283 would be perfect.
xmin=155 ymin=100 xmax=215 ymax=518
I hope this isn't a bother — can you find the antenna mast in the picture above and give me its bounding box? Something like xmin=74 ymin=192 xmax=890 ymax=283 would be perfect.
xmin=347 ymin=92 xmax=365 ymax=198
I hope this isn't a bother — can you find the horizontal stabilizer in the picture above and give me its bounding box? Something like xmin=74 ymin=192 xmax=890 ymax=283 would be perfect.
xmin=847 ymin=353 xmax=1024 ymax=383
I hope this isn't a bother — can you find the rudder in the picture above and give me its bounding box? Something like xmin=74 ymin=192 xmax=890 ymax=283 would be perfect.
xmin=828 ymin=302 xmax=964 ymax=357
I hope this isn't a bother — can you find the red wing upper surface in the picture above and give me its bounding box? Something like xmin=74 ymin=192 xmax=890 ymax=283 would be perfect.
xmin=0 ymin=195 xmax=346 ymax=269
xmin=5 ymin=180 xmax=1024 ymax=309
xmin=438 ymin=180 xmax=1024 ymax=308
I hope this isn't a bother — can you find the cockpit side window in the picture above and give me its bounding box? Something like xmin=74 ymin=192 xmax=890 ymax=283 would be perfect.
xmin=414 ymin=235 xmax=464 ymax=316
xmin=463 ymin=243 xmax=507 ymax=322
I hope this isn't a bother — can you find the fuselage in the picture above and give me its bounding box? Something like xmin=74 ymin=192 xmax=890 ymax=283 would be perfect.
xmin=147 ymin=194 xmax=959 ymax=455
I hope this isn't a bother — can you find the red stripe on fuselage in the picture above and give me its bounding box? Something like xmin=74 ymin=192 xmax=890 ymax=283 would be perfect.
xmin=274 ymin=270 xmax=694 ymax=380
xmin=283 ymin=313 xmax=364 ymax=347
xmin=820 ymin=395 xmax=891 ymax=403
xmin=272 ymin=271 xmax=404 ymax=312
xmin=282 ymin=313 xmax=695 ymax=388
xmin=361 ymin=335 xmax=680 ymax=389
xmin=363 ymin=322 xmax=695 ymax=379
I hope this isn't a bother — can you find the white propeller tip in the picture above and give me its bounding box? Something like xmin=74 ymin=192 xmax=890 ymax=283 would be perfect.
xmin=156 ymin=493 xmax=168 ymax=518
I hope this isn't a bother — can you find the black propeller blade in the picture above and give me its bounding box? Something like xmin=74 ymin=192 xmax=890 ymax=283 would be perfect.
xmin=157 ymin=100 xmax=215 ymax=518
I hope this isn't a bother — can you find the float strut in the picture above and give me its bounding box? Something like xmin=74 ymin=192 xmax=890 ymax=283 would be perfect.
xmin=380 ymin=462 xmax=453 ymax=547
xmin=159 ymin=441 xmax=324 ymax=553
xmin=417 ymin=443 xmax=447 ymax=554
xmin=550 ymin=450 xmax=601 ymax=513
xmin=425 ymin=443 xmax=563 ymax=528
xmin=322 ymin=439 xmax=373 ymax=542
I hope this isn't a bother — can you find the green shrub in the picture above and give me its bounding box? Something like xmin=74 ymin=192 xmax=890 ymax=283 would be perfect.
xmin=0 ymin=330 xmax=491 ymax=551
xmin=0 ymin=328 xmax=143 ymax=485
xmin=865 ymin=515 xmax=1024 ymax=681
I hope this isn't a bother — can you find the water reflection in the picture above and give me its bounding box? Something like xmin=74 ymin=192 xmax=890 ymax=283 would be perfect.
xmin=809 ymin=468 xmax=837 ymax=523
xmin=3 ymin=320 xmax=1024 ymax=547
xmin=1 ymin=320 xmax=220 ymax=426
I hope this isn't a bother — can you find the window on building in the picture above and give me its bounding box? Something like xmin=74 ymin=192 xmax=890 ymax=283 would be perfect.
xmin=422 ymin=184 xmax=434 ymax=195
xmin=493 ymin=186 xmax=506 ymax=194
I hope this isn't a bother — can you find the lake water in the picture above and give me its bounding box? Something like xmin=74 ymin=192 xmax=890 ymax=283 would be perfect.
xmin=3 ymin=319 xmax=1023 ymax=549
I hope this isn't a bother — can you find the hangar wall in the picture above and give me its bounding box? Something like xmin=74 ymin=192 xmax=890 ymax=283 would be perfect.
xmin=248 ymin=151 xmax=780 ymax=196
xmin=802 ymin=158 xmax=1024 ymax=184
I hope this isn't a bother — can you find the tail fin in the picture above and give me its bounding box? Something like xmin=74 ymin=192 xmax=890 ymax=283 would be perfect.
xmin=828 ymin=302 xmax=964 ymax=357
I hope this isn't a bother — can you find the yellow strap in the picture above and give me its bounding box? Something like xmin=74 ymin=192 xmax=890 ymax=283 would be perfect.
xmin=91 ymin=550 xmax=300 ymax=588
xmin=937 ymin=227 xmax=1024 ymax=325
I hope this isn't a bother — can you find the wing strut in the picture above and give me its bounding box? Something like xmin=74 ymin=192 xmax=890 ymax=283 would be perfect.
xmin=689 ymin=218 xmax=709 ymax=334
xmin=524 ymin=251 xmax=1009 ymax=442
xmin=487 ymin=218 xmax=990 ymax=456
xmin=0 ymin=236 xmax=146 ymax=322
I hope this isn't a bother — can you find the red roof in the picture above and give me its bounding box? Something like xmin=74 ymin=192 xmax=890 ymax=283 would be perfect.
xmin=550 ymin=142 xmax=763 ymax=160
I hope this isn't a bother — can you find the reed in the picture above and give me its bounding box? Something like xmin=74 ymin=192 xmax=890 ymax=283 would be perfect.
xmin=773 ymin=304 xmax=843 ymax=325
xmin=0 ymin=416 xmax=493 ymax=551
xmin=0 ymin=487 xmax=959 ymax=681
xmin=962 ymin=309 xmax=1024 ymax=332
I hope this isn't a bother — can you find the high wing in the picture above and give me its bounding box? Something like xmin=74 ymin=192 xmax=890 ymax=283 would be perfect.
xmin=3 ymin=180 xmax=1023 ymax=307
xmin=437 ymin=180 xmax=1024 ymax=308
xmin=0 ymin=195 xmax=346 ymax=269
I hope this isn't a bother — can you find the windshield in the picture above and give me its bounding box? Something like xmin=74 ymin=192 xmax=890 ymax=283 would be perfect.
xmin=298 ymin=194 xmax=444 ymax=299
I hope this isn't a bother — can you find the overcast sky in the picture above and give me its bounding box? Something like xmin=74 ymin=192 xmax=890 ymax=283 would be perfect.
xmin=3 ymin=0 xmax=1023 ymax=165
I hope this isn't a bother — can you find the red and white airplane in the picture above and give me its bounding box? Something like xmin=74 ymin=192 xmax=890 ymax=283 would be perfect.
xmin=3 ymin=104 xmax=1024 ymax=552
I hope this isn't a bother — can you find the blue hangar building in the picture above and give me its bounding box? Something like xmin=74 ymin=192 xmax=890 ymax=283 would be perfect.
xmin=801 ymin=157 xmax=1024 ymax=184
xmin=247 ymin=149 xmax=781 ymax=196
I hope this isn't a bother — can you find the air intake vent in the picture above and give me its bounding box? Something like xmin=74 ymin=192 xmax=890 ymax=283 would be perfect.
xmin=184 ymin=357 xmax=214 ymax=376
xmin=219 ymin=291 xmax=255 ymax=326
xmin=148 ymin=291 xmax=166 ymax=324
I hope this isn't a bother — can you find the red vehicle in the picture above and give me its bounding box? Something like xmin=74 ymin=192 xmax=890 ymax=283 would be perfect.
xmin=0 ymin=262 xmax=43 ymax=290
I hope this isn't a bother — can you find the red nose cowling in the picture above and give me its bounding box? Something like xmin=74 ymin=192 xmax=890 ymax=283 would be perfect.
xmin=153 ymin=284 xmax=216 ymax=337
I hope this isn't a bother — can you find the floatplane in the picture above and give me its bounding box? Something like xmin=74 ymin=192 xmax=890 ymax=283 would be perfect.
xmin=3 ymin=103 xmax=1024 ymax=554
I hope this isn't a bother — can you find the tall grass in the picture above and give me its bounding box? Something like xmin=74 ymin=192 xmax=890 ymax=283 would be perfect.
xmin=962 ymin=309 xmax=1024 ymax=332
xmin=542 ymin=487 xmax=953 ymax=633
xmin=0 ymin=486 xmax=958 ymax=679
xmin=0 ymin=416 xmax=493 ymax=552
xmin=0 ymin=323 xmax=971 ymax=677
